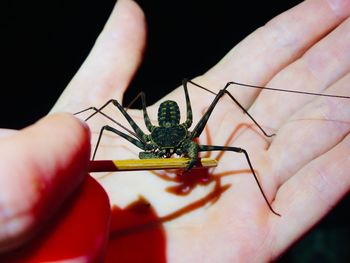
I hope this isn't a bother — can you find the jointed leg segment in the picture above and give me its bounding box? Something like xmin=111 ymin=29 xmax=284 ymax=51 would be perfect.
xmin=92 ymin=125 xmax=147 ymax=160
xmin=199 ymin=144 xmax=280 ymax=216
xmin=186 ymin=79 xmax=275 ymax=138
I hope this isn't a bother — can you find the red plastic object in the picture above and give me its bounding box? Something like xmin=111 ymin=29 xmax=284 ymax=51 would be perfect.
xmin=0 ymin=175 xmax=111 ymax=262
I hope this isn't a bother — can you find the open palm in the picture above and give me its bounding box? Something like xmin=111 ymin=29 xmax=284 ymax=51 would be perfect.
xmin=52 ymin=0 xmax=350 ymax=261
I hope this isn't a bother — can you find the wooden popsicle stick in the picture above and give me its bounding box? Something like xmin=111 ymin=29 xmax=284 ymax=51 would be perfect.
xmin=89 ymin=158 xmax=217 ymax=172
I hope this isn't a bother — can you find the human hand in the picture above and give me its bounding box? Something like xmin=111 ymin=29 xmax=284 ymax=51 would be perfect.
xmin=0 ymin=115 xmax=83 ymax=249
xmin=53 ymin=0 xmax=350 ymax=262
xmin=1 ymin=0 xmax=145 ymax=261
xmin=0 ymin=113 xmax=112 ymax=263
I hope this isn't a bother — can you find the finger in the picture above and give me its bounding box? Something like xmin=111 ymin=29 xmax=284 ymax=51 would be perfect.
xmin=270 ymin=132 xmax=350 ymax=258
xmin=0 ymin=129 xmax=17 ymax=138
xmin=250 ymin=16 xmax=350 ymax=130
xmin=202 ymin=0 xmax=350 ymax=107
xmin=268 ymin=72 xmax=350 ymax=185
xmin=52 ymin=0 xmax=146 ymax=112
xmin=0 ymin=113 xmax=90 ymax=252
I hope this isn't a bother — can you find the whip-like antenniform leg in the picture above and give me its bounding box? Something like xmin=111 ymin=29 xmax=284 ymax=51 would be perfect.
xmin=187 ymin=79 xmax=275 ymax=138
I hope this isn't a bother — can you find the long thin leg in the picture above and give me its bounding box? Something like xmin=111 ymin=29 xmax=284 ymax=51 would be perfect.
xmin=199 ymin=144 xmax=281 ymax=216
xmin=224 ymin=81 xmax=350 ymax=99
xmin=187 ymin=80 xmax=275 ymax=138
xmin=125 ymin=92 xmax=155 ymax=132
xmin=77 ymin=99 xmax=148 ymax=143
xmin=75 ymin=90 xmax=156 ymax=137
xmin=182 ymin=79 xmax=193 ymax=128
xmin=75 ymin=106 xmax=139 ymax=140
xmin=92 ymin=125 xmax=147 ymax=160
xmin=189 ymin=82 xmax=232 ymax=139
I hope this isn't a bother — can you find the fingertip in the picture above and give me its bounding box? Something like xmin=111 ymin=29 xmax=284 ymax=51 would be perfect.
xmin=53 ymin=0 xmax=147 ymax=112
xmin=93 ymin=0 xmax=147 ymax=102
xmin=0 ymin=113 xmax=91 ymax=251
xmin=35 ymin=113 xmax=91 ymax=151
xmin=31 ymin=113 xmax=91 ymax=171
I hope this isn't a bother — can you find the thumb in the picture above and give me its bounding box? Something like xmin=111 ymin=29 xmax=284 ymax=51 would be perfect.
xmin=0 ymin=113 xmax=90 ymax=252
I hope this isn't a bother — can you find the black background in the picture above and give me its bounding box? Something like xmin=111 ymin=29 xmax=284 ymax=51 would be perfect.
xmin=2 ymin=0 xmax=301 ymax=128
xmin=2 ymin=0 xmax=349 ymax=261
